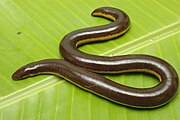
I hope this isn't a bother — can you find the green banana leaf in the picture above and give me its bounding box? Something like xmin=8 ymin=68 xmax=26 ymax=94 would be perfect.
xmin=0 ymin=0 xmax=180 ymax=120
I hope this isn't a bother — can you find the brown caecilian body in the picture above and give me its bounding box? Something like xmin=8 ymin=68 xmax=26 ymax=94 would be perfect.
xmin=12 ymin=7 xmax=179 ymax=108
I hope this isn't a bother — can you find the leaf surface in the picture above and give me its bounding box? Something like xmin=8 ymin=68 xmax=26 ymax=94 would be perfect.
xmin=0 ymin=0 xmax=180 ymax=120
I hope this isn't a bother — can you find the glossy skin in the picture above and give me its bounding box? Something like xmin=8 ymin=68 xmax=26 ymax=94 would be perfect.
xmin=12 ymin=7 xmax=179 ymax=108
xmin=12 ymin=58 xmax=179 ymax=108
xmin=60 ymin=7 xmax=130 ymax=72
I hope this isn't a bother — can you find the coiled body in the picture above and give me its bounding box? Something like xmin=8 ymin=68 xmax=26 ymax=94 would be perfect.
xmin=12 ymin=7 xmax=179 ymax=108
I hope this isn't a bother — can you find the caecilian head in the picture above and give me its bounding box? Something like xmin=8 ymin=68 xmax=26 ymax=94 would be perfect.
xmin=12 ymin=63 xmax=43 ymax=80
